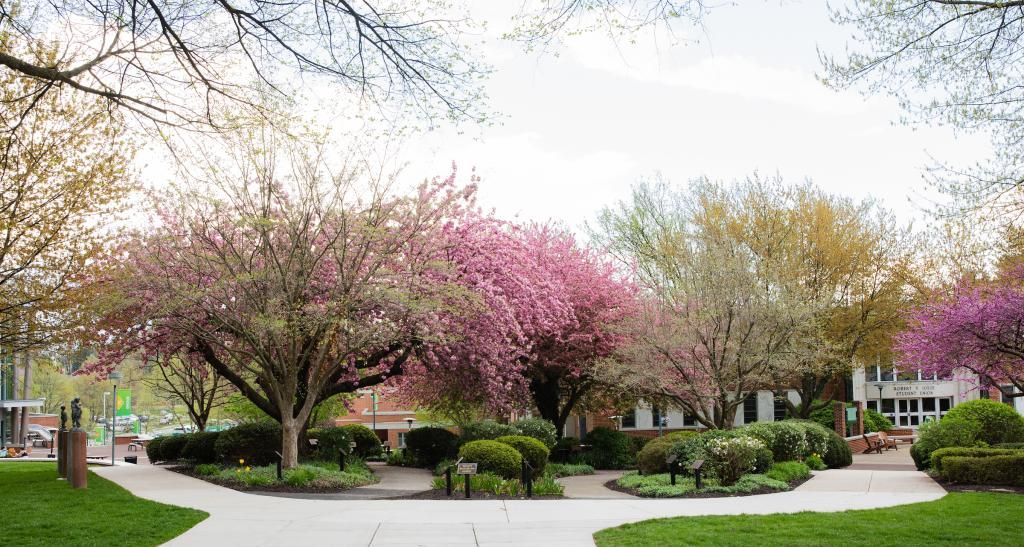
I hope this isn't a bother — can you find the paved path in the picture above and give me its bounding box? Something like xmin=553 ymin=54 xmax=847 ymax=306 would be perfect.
xmin=250 ymin=462 xmax=434 ymax=500
xmin=848 ymin=444 xmax=918 ymax=471
xmin=558 ymin=471 xmax=636 ymax=499
xmin=94 ymin=463 xmax=945 ymax=546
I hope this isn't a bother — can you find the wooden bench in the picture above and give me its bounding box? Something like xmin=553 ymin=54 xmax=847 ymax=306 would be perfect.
xmin=877 ymin=431 xmax=899 ymax=451
xmin=861 ymin=434 xmax=884 ymax=454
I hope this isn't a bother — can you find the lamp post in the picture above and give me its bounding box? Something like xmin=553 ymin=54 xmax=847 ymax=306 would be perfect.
xmin=108 ymin=371 xmax=122 ymax=465
xmin=403 ymin=417 xmax=414 ymax=450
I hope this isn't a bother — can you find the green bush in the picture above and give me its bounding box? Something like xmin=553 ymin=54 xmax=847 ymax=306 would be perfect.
xmin=340 ymin=424 xmax=382 ymax=457
xmin=752 ymin=447 xmax=774 ymax=474
xmin=386 ymin=448 xmax=414 ymax=467
xmin=637 ymin=437 xmax=676 ymax=475
xmin=705 ymin=436 xmax=766 ymax=486
xmin=214 ymin=422 xmax=281 ymax=466
xmin=580 ymin=427 xmax=633 ymax=470
xmin=512 ymin=418 xmax=558 ymax=449
xmin=940 ymin=454 xmax=1024 ymax=486
xmin=786 ymin=420 xmax=833 ymax=458
xmin=194 ymin=463 xmax=221 ymax=477
xmin=145 ymin=436 xmax=165 ymax=462
xmin=765 ymin=461 xmax=811 ymax=482
xmin=810 ymin=402 xmax=893 ymax=433
xmin=429 ymin=471 xmax=564 ymax=496
xmin=910 ymin=416 xmax=984 ymax=470
xmin=284 ymin=467 xmax=317 ymax=487
xmin=994 ymin=442 xmax=1024 ymax=449
xmin=616 ymin=470 xmax=789 ymax=497
xmin=181 ymin=431 xmax=221 ymax=464
xmin=545 ymin=463 xmax=595 ymax=478
xmin=496 ymin=435 xmax=549 ymax=477
xmin=824 ymin=431 xmax=853 ymax=469
xmin=805 ymin=453 xmax=826 ymax=471
xmin=744 ymin=422 xmax=808 ymax=462
xmin=309 ymin=427 xmax=351 ymax=461
xmin=458 ymin=440 xmax=522 ymax=479
xmin=944 ymin=399 xmax=1024 ymax=446
xmin=405 ymin=427 xmax=459 ymax=468
xmin=551 ymin=437 xmax=580 ymax=462
xmin=159 ymin=434 xmax=192 ymax=462
xmin=459 ymin=420 xmax=517 ymax=443
xmin=929 ymin=447 xmax=1023 ymax=474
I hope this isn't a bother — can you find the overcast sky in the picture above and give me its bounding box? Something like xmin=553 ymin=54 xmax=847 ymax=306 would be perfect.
xmin=389 ymin=1 xmax=990 ymax=233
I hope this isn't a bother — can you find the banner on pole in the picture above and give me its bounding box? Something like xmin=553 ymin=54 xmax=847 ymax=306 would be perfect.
xmin=115 ymin=388 xmax=132 ymax=417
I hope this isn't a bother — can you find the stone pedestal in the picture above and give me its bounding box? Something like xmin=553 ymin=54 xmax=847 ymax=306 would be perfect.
xmin=853 ymin=400 xmax=865 ymax=436
xmin=57 ymin=430 xmax=68 ymax=479
xmin=69 ymin=429 xmax=88 ymax=489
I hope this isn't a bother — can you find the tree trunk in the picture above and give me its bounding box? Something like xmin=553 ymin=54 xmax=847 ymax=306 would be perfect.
xmin=281 ymin=415 xmax=300 ymax=469
xmin=530 ymin=376 xmax=565 ymax=438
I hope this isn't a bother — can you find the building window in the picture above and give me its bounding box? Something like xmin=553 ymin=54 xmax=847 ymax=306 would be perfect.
xmin=743 ymin=395 xmax=758 ymax=424
xmin=1001 ymin=386 xmax=1017 ymax=406
xmin=621 ymin=410 xmax=636 ymax=429
xmin=866 ymin=400 xmax=878 ymax=412
xmin=397 ymin=432 xmax=407 ymax=448
xmin=682 ymin=410 xmax=696 ymax=427
xmin=773 ymin=397 xmax=788 ymax=421
xmin=651 ymin=405 xmax=663 ymax=428
xmin=869 ymin=366 xmax=881 ymax=382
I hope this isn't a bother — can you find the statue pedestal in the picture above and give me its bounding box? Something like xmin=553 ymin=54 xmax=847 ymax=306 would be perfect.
xmin=69 ymin=429 xmax=88 ymax=489
xmin=57 ymin=430 xmax=68 ymax=479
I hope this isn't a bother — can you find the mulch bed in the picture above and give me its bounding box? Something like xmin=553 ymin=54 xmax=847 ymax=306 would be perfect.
xmin=168 ymin=465 xmax=377 ymax=494
xmin=399 ymin=489 xmax=562 ymax=500
xmin=605 ymin=476 xmax=811 ymax=499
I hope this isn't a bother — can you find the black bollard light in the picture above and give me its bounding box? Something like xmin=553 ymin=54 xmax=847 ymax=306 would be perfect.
xmin=338 ymin=448 xmax=346 ymax=472
xmin=275 ymin=451 xmax=283 ymax=480
xmin=670 ymin=462 xmax=677 ymax=486
xmin=445 ymin=466 xmax=453 ymax=496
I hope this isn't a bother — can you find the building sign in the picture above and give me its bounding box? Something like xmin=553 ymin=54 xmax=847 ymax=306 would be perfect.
xmin=874 ymin=382 xmax=954 ymax=399
xmin=457 ymin=462 xmax=478 ymax=475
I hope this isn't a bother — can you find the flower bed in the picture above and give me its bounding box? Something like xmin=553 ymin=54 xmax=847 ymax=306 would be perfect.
xmin=612 ymin=461 xmax=812 ymax=498
xmin=176 ymin=459 xmax=378 ymax=492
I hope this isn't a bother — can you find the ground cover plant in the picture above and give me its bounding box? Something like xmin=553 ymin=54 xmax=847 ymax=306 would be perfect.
xmin=187 ymin=459 xmax=377 ymax=491
xmin=429 ymin=472 xmax=564 ymax=497
xmin=614 ymin=471 xmax=789 ymax=498
xmin=594 ymin=493 xmax=1023 ymax=546
xmin=0 ymin=463 xmax=207 ymax=546
xmin=545 ymin=463 xmax=596 ymax=478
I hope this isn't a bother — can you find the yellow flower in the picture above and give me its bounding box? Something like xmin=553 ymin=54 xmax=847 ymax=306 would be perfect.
xmin=239 ymin=459 xmax=245 ymax=465
xmin=245 ymin=466 xmax=251 ymax=472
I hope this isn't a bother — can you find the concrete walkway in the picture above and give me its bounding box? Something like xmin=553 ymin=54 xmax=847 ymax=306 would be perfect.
xmin=250 ymin=462 xmax=434 ymax=500
xmin=557 ymin=471 xmax=636 ymax=499
xmin=93 ymin=463 xmax=945 ymax=546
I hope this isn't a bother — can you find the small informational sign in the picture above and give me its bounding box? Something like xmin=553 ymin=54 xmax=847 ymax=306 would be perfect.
xmin=665 ymin=454 xmax=678 ymax=464
xmin=846 ymin=407 xmax=857 ymax=422
xmin=457 ymin=462 xmax=478 ymax=475
xmin=690 ymin=459 xmax=705 ymax=471
xmin=349 ymin=441 xmax=358 ymax=449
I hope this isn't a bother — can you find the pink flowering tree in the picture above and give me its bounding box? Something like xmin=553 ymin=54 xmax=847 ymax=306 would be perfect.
xmin=85 ymin=148 xmax=508 ymax=466
xmin=407 ymin=222 xmax=638 ymax=437
xmin=897 ymin=270 xmax=1024 ymax=399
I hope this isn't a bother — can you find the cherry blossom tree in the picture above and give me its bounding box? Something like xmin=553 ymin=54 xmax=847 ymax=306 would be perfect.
xmin=897 ymin=270 xmax=1024 ymax=399
xmin=85 ymin=131 xmax=506 ymax=466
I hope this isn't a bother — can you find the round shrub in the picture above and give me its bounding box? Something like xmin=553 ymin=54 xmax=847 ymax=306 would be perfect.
xmin=863 ymin=409 xmax=894 ymax=433
xmin=145 ymin=436 xmax=166 ymax=462
xmin=944 ymin=399 xmax=1024 ymax=446
xmin=636 ymin=437 xmax=675 ymax=475
xmin=743 ymin=422 xmax=808 ymax=462
xmin=181 ymin=431 xmax=221 ymax=464
xmin=910 ymin=416 xmax=984 ymax=470
xmin=787 ymin=420 xmax=833 ymax=458
xmin=214 ymin=421 xmax=281 ymax=466
xmin=458 ymin=440 xmax=522 ymax=479
xmin=552 ymin=437 xmax=580 ymax=463
xmin=512 ymin=418 xmax=558 ymax=449
xmin=459 ymin=420 xmax=517 ymax=443
xmin=405 ymin=427 xmax=458 ymax=468
xmin=496 ymin=435 xmax=550 ymax=477
xmin=706 ymin=436 xmax=765 ymax=486
xmin=310 ymin=427 xmax=352 ymax=460
xmin=824 ymin=431 xmax=853 ymax=469
xmin=160 ymin=433 xmax=192 ymax=462
xmin=341 ymin=424 xmax=382 ymax=457
xmin=580 ymin=427 xmax=633 ymax=470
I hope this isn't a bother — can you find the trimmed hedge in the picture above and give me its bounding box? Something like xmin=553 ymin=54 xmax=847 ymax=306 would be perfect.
xmin=181 ymin=431 xmax=221 ymax=464
xmin=994 ymin=442 xmax=1024 ymax=450
xmin=512 ymin=418 xmax=558 ymax=449
xmin=496 ymin=435 xmax=549 ymax=477
xmin=943 ymin=399 xmax=1024 ymax=446
xmin=459 ymin=420 xmax=517 ymax=443
xmin=146 ymin=436 xmax=166 ymax=462
xmin=930 ymin=447 xmax=1023 ymax=474
xmin=458 ymin=440 xmax=522 ymax=479
xmin=744 ymin=422 xmax=808 ymax=462
xmin=160 ymin=434 xmax=191 ymax=462
xmin=910 ymin=416 xmax=984 ymax=470
xmin=636 ymin=432 xmax=700 ymax=475
xmin=580 ymin=427 xmax=633 ymax=470
xmin=214 ymin=422 xmax=281 ymax=466
xmin=341 ymin=424 xmax=382 ymax=457
xmin=940 ymin=454 xmax=1024 ymax=486
xmin=824 ymin=431 xmax=853 ymax=469
xmin=786 ymin=420 xmax=832 ymax=458
xmin=405 ymin=427 xmax=458 ymax=468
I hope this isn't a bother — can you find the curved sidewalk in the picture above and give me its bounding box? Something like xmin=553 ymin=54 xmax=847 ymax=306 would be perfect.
xmin=94 ymin=464 xmax=944 ymax=547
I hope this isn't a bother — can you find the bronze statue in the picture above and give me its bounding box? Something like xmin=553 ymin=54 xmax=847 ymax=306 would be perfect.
xmin=60 ymin=405 xmax=68 ymax=431
xmin=70 ymin=398 xmax=82 ymax=430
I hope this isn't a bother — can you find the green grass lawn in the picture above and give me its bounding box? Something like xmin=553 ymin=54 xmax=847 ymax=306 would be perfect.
xmin=0 ymin=462 xmax=207 ymax=546
xmin=594 ymin=492 xmax=1022 ymax=546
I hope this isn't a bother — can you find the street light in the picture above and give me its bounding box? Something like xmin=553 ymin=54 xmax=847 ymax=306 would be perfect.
xmin=108 ymin=371 xmax=122 ymax=465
